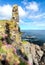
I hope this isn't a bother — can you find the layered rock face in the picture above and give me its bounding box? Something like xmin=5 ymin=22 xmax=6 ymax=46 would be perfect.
xmin=21 ymin=41 xmax=44 ymax=65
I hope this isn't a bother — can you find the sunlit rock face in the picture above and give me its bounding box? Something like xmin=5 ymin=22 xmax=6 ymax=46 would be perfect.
xmin=43 ymin=43 xmax=45 ymax=51
xmin=12 ymin=5 xmax=19 ymax=23
xmin=11 ymin=4 xmax=21 ymax=44
xmin=21 ymin=41 xmax=44 ymax=65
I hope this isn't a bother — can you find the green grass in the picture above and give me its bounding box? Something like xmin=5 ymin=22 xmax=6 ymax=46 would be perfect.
xmin=0 ymin=41 xmax=2 ymax=47
xmin=22 ymin=40 xmax=27 ymax=44
xmin=19 ymin=59 xmax=27 ymax=65
xmin=0 ymin=48 xmax=6 ymax=53
xmin=0 ymin=36 xmax=2 ymax=39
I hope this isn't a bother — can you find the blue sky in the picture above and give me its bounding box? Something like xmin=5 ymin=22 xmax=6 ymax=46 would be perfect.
xmin=0 ymin=0 xmax=45 ymax=30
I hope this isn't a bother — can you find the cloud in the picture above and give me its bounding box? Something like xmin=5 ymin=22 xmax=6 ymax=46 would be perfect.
xmin=20 ymin=19 xmax=45 ymax=30
xmin=0 ymin=4 xmax=12 ymax=20
xmin=28 ymin=13 xmax=45 ymax=19
xmin=0 ymin=4 xmax=26 ymax=20
xmin=18 ymin=6 xmax=26 ymax=18
xmin=26 ymin=1 xmax=39 ymax=12
xmin=21 ymin=0 xmax=27 ymax=5
xmin=19 ymin=19 xmax=25 ymax=24
xmin=21 ymin=1 xmax=41 ymax=19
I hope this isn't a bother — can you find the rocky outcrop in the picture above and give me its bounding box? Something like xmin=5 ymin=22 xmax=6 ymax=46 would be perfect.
xmin=39 ymin=43 xmax=45 ymax=65
xmin=21 ymin=41 xmax=44 ymax=65
xmin=0 ymin=44 xmax=20 ymax=65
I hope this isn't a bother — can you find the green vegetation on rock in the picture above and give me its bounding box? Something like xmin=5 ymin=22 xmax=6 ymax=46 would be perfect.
xmin=22 ymin=40 xmax=27 ymax=44
xmin=19 ymin=59 xmax=27 ymax=65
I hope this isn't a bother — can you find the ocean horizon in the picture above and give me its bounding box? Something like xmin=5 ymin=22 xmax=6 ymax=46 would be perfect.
xmin=21 ymin=30 xmax=45 ymax=46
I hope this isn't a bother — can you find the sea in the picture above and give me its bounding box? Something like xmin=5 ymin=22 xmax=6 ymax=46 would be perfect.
xmin=21 ymin=30 xmax=45 ymax=46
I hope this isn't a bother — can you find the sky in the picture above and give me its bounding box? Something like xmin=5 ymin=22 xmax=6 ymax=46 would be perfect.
xmin=0 ymin=0 xmax=45 ymax=30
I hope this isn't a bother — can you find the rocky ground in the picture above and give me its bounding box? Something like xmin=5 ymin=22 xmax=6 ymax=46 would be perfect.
xmin=0 ymin=40 xmax=45 ymax=65
xmin=39 ymin=43 xmax=45 ymax=65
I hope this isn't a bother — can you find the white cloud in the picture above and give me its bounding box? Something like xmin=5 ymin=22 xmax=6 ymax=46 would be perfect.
xmin=19 ymin=19 xmax=25 ymax=24
xmin=18 ymin=6 xmax=26 ymax=17
xmin=21 ymin=0 xmax=27 ymax=5
xmin=20 ymin=19 xmax=45 ymax=30
xmin=26 ymin=2 xmax=39 ymax=12
xmin=0 ymin=4 xmax=26 ymax=20
xmin=28 ymin=13 xmax=45 ymax=19
xmin=0 ymin=4 xmax=12 ymax=20
xmin=20 ymin=19 xmax=45 ymax=27
xmin=28 ymin=12 xmax=45 ymax=19
xmin=31 ymin=21 xmax=45 ymax=27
